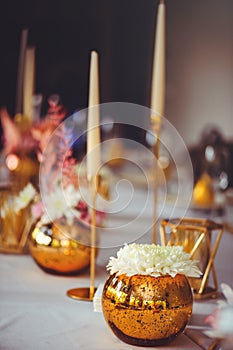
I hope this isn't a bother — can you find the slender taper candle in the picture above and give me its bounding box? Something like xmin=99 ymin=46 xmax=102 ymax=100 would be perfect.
xmin=66 ymin=51 xmax=101 ymax=301
xmin=23 ymin=46 xmax=35 ymax=124
xmin=150 ymin=0 xmax=166 ymax=244
xmin=87 ymin=51 xmax=101 ymax=181
xmin=150 ymin=0 xmax=166 ymax=119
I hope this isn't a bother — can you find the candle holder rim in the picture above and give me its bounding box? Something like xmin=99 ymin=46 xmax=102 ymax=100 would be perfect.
xmin=161 ymin=217 xmax=223 ymax=231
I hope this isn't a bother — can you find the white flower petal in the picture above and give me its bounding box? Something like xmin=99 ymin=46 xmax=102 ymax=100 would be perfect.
xmin=106 ymin=243 xmax=202 ymax=278
xmin=14 ymin=183 xmax=37 ymax=212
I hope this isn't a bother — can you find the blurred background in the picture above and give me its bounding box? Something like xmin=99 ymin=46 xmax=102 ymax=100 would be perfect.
xmin=0 ymin=0 xmax=233 ymax=187
xmin=0 ymin=0 xmax=232 ymax=143
xmin=1 ymin=0 xmax=233 ymax=252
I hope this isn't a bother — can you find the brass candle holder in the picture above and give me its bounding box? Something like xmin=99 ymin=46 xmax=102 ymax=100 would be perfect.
xmin=150 ymin=0 xmax=166 ymax=244
xmin=0 ymin=186 xmax=34 ymax=254
xmin=67 ymin=51 xmax=101 ymax=301
xmin=160 ymin=217 xmax=223 ymax=299
xmin=66 ymin=175 xmax=99 ymax=301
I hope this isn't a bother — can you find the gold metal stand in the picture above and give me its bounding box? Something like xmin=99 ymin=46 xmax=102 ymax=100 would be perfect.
xmin=67 ymin=286 xmax=97 ymax=301
xmin=67 ymin=176 xmax=98 ymax=301
xmin=151 ymin=115 xmax=162 ymax=244
xmin=160 ymin=217 xmax=223 ymax=299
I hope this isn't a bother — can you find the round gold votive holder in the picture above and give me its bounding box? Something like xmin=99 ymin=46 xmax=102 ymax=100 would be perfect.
xmin=29 ymin=220 xmax=98 ymax=275
xmin=102 ymin=273 xmax=193 ymax=347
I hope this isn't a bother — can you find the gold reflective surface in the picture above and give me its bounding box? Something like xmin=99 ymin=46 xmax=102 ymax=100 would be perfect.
xmin=160 ymin=218 xmax=223 ymax=298
xmin=67 ymin=287 xmax=97 ymax=301
xmin=0 ymin=187 xmax=33 ymax=253
xmin=102 ymin=273 xmax=193 ymax=346
xmin=29 ymin=221 xmax=97 ymax=275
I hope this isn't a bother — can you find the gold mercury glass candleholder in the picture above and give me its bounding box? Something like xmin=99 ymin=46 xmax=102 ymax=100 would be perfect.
xmin=29 ymin=219 xmax=96 ymax=275
xmin=160 ymin=217 xmax=223 ymax=299
xmin=101 ymin=243 xmax=201 ymax=346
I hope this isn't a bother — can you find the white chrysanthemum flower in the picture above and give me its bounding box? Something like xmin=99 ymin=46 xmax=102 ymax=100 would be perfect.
xmin=14 ymin=183 xmax=37 ymax=213
xmin=40 ymin=212 xmax=51 ymax=225
xmin=41 ymin=185 xmax=81 ymax=224
xmin=64 ymin=184 xmax=81 ymax=207
xmin=107 ymin=243 xmax=202 ymax=278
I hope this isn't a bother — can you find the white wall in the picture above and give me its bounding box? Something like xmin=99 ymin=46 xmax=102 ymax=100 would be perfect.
xmin=165 ymin=0 xmax=233 ymax=146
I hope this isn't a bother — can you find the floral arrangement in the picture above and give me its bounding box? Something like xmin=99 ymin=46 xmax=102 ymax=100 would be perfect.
xmin=204 ymin=283 xmax=233 ymax=344
xmin=14 ymin=179 xmax=105 ymax=228
xmin=6 ymin=95 xmax=105 ymax=228
xmin=107 ymin=243 xmax=202 ymax=278
xmin=0 ymin=94 xmax=66 ymax=157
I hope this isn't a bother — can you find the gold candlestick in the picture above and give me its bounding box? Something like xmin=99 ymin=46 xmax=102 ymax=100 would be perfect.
xmin=66 ymin=176 xmax=98 ymax=301
xmin=150 ymin=0 xmax=166 ymax=243
xmin=67 ymin=51 xmax=100 ymax=301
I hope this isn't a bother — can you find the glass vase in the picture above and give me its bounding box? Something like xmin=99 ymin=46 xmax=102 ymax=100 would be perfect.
xmin=29 ymin=219 xmax=98 ymax=275
xmin=102 ymin=273 xmax=193 ymax=347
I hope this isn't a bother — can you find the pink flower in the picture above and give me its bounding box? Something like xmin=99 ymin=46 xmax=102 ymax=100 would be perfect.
xmin=31 ymin=201 xmax=44 ymax=220
xmin=0 ymin=107 xmax=22 ymax=154
xmin=205 ymin=309 xmax=220 ymax=330
xmin=204 ymin=284 xmax=233 ymax=340
xmin=75 ymin=200 xmax=105 ymax=227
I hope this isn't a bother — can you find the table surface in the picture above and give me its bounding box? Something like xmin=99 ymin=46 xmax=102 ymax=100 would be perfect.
xmin=1 ymin=183 xmax=232 ymax=350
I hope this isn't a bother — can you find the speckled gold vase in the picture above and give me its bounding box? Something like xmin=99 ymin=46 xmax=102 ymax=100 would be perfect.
xmin=102 ymin=273 xmax=193 ymax=347
xmin=29 ymin=220 xmax=98 ymax=275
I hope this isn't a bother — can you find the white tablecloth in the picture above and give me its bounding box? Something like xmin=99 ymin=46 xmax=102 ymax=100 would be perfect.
xmin=0 ymin=184 xmax=232 ymax=350
xmin=0 ymin=253 xmax=220 ymax=350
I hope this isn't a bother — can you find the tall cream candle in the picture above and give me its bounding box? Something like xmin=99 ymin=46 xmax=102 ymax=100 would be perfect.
xmin=15 ymin=28 xmax=28 ymax=115
xmin=23 ymin=46 xmax=35 ymax=124
xmin=150 ymin=0 xmax=166 ymax=120
xmin=87 ymin=50 xmax=101 ymax=300
xmin=66 ymin=51 xmax=101 ymax=302
xmin=151 ymin=0 xmax=166 ymax=245
xmin=87 ymin=51 xmax=101 ymax=181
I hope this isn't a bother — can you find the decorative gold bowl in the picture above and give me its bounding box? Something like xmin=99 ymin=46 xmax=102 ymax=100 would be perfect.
xmin=29 ymin=220 xmax=97 ymax=275
xmin=102 ymin=273 xmax=193 ymax=346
